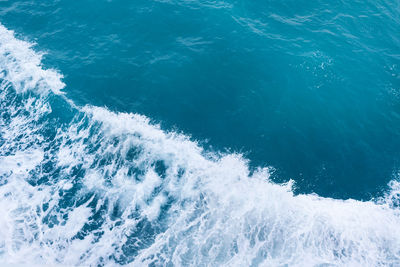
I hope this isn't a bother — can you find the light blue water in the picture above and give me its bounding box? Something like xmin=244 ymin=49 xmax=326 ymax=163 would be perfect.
xmin=0 ymin=0 xmax=400 ymax=266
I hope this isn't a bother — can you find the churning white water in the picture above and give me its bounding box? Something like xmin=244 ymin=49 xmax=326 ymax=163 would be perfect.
xmin=0 ymin=24 xmax=400 ymax=266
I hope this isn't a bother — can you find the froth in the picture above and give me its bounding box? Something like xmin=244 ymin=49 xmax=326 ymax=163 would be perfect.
xmin=0 ymin=23 xmax=400 ymax=266
xmin=0 ymin=24 xmax=65 ymax=94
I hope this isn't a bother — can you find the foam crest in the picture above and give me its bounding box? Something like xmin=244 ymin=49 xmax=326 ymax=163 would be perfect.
xmin=83 ymin=106 xmax=400 ymax=266
xmin=1 ymin=23 xmax=400 ymax=266
xmin=0 ymin=24 xmax=65 ymax=94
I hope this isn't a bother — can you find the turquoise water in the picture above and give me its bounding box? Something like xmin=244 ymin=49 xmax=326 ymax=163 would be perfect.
xmin=2 ymin=0 xmax=400 ymax=199
xmin=0 ymin=0 xmax=400 ymax=266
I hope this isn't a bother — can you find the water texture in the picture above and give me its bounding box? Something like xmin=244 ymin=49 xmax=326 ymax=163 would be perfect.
xmin=0 ymin=0 xmax=400 ymax=265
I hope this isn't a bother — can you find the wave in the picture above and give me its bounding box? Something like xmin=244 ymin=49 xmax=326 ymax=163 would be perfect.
xmin=0 ymin=24 xmax=400 ymax=266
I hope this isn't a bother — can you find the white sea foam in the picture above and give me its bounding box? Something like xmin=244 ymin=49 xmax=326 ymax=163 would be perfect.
xmin=0 ymin=25 xmax=65 ymax=94
xmin=0 ymin=23 xmax=400 ymax=267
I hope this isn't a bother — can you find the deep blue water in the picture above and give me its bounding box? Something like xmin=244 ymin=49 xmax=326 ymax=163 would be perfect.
xmin=0 ymin=0 xmax=400 ymax=266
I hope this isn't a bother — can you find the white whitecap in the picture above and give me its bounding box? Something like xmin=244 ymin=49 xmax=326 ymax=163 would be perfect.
xmin=0 ymin=22 xmax=399 ymax=267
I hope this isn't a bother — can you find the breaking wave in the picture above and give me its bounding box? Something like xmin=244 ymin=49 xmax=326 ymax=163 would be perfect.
xmin=1 ymin=24 xmax=400 ymax=266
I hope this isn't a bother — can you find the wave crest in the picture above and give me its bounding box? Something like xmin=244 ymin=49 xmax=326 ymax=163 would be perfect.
xmin=0 ymin=23 xmax=400 ymax=266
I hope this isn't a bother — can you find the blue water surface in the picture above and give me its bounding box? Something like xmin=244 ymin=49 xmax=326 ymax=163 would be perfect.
xmin=1 ymin=0 xmax=399 ymax=199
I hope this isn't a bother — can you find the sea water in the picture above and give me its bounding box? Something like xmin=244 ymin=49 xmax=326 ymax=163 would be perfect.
xmin=0 ymin=0 xmax=399 ymax=266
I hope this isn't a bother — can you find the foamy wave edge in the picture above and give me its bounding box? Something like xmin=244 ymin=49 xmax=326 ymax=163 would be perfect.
xmin=1 ymin=23 xmax=400 ymax=267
